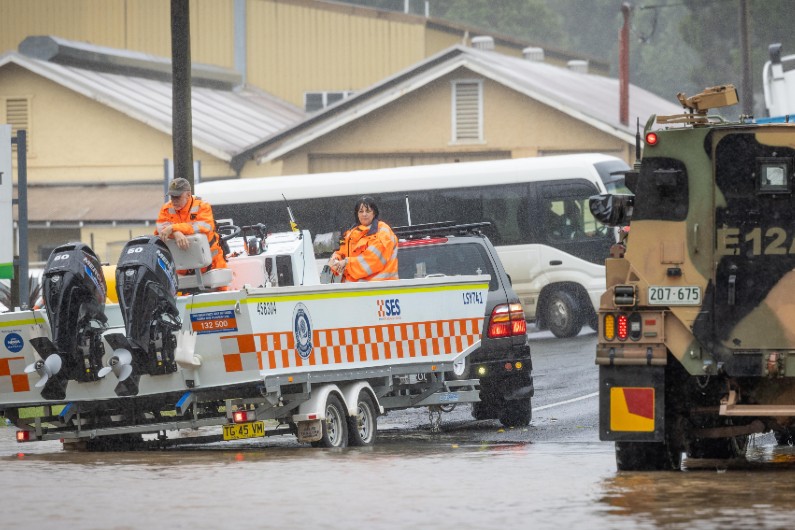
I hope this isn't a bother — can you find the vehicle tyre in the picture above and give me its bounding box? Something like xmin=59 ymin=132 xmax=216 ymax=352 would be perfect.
xmin=313 ymin=394 xmax=349 ymax=448
xmin=615 ymin=441 xmax=682 ymax=471
xmin=348 ymin=391 xmax=377 ymax=447
xmin=686 ymin=435 xmax=749 ymax=460
xmin=472 ymin=399 xmax=497 ymax=421
xmin=545 ymin=289 xmax=583 ymax=338
xmin=498 ymin=397 xmax=532 ymax=428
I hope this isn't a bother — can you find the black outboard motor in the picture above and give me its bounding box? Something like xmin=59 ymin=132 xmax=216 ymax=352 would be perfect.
xmin=28 ymin=243 xmax=108 ymax=400
xmin=101 ymin=236 xmax=181 ymax=396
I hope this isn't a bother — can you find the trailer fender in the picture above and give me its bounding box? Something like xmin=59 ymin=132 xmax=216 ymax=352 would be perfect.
xmin=293 ymin=384 xmax=346 ymax=422
xmin=340 ymin=382 xmax=384 ymax=417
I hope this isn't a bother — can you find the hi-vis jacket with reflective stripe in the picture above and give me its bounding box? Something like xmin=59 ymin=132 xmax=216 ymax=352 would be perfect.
xmin=332 ymin=219 xmax=398 ymax=282
xmin=155 ymin=196 xmax=227 ymax=271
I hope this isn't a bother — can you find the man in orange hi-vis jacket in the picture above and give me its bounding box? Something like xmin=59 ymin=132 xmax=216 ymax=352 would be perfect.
xmin=155 ymin=177 xmax=228 ymax=273
xmin=328 ymin=196 xmax=398 ymax=282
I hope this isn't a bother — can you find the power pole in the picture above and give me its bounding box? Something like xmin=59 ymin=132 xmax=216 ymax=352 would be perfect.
xmin=171 ymin=0 xmax=194 ymax=188
xmin=739 ymin=0 xmax=753 ymax=115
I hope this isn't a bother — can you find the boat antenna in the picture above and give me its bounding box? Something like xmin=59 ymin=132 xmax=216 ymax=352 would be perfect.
xmin=282 ymin=194 xmax=299 ymax=233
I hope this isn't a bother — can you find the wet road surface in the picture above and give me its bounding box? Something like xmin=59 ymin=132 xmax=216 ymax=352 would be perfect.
xmin=3 ymin=328 xmax=795 ymax=529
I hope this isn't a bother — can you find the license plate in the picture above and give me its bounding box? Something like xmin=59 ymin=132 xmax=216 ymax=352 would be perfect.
xmin=223 ymin=421 xmax=266 ymax=441
xmin=647 ymin=286 xmax=701 ymax=305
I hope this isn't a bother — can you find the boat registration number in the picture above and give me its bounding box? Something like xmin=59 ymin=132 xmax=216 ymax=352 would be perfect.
xmin=223 ymin=421 xmax=266 ymax=441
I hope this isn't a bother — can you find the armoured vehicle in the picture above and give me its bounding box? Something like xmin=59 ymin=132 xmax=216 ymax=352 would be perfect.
xmin=591 ymin=84 xmax=795 ymax=470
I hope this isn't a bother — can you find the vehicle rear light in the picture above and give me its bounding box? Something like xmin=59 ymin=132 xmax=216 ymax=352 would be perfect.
xmin=604 ymin=313 xmax=616 ymax=341
xmin=16 ymin=430 xmax=30 ymax=442
xmin=233 ymin=410 xmax=256 ymax=423
xmin=476 ymin=365 xmax=487 ymax=376
xmin=487 ymin=303 xmax=527 ymax=338
xmin=504 ymin=362 xmax=513 ymax=371
xmin=398 ymin=237 xmax=449 ymax=247
xmin=629 ymin=312 xmax=642 ymax=341
xmin=617 ymin=313 xmax=629 ymax=341
xmin=514 ymin=361 xmax=523 ymax=370
xmin=645 ymin=132 xmax=658 ymax=146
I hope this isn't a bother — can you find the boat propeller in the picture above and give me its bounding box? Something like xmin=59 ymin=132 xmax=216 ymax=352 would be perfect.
xmin=24 ymin=354 xmax=63 ymax=388
xmin=98 ymin=349 xmax=134 ymax=381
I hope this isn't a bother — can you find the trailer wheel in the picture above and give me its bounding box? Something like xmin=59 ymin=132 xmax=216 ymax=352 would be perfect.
xmin=348 ymin=391 xmax=377 ymax=446
xmin=313 ymin=394 xmax=349 ymax=448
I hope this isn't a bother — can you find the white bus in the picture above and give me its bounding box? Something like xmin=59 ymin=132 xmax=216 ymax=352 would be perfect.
xmin=197 ymin=153 xmax=629 ymax=338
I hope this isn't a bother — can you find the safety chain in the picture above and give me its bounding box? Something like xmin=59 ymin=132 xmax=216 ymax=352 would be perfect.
xmin=428 ymin=406 xmax=443 ymax=433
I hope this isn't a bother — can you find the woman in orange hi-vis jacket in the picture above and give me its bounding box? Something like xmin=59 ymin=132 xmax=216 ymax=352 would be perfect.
xmin=155 ymin=177 xmax=228 ymax=273
xmin=328 ymin=197 xmax=398 ymax=282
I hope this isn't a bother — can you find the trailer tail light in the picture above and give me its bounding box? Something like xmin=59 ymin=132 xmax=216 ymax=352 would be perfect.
xmin=645 ymin=132 xmax=658 ymax=146
xmin=16 ymin=430 xmax=30 ymax=442
xmin=488 ymin=303 xmax=527 ymax=338
xmin=604 ymin=313 xmax=616 ymax=340
xmin=233 ymin=410 xmax=256 ymax=423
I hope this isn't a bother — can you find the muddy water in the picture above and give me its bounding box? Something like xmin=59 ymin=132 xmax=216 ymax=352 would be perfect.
xmin=2 ymin=428 xmax=795 ymax=530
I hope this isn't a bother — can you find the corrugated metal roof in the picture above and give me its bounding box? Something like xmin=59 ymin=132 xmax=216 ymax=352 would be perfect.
xmin=243 ymin=45 xmax=684 ymax=165
xmin=17 ymin=184 xmax=164 ymax=223
xmin=0 ymin=49 xmax=304 ymax=162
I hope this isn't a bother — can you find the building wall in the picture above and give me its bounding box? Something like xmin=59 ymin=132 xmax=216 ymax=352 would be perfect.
xmin=246 ymin=69 xmax=629 ymax=176
xmin=0 ymin=0 xmax=603 ymax=108
xmin=0 ymin=64 xmax=231 ymax=182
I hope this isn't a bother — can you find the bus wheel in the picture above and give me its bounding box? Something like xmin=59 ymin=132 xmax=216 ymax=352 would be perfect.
xmin=348 ymin=391 xmax=377 ymax=447
xmin=313 ymin=394 xmax=349 ymax=448
xmin=545 ymin=290 xmax=583 ymax=338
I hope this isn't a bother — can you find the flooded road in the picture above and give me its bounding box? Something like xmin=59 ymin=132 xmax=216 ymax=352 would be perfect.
xmin=4 ymin=330 xmax=795 ymax=529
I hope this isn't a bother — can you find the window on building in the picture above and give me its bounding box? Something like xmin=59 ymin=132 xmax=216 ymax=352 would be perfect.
xmin=4 ymin=97 xmax=30 ymax=153
xmin=452 ymin=80 xmax=482 ymax=142
xmin=304 ymin=91 xmax=354 ymax=113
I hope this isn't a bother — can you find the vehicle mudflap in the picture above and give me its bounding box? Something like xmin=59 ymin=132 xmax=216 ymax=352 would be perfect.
xmin=599 ymin=365 xmax=664 ymax=443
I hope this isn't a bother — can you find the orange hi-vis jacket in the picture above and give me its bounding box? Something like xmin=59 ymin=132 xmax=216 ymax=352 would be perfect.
xmin=332 ymin=219 xmax=398 ymax=282
xmin=155 ymin=196 xmax=227 ymax=272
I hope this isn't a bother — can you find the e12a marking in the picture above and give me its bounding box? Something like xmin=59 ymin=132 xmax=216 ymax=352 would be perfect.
xmin=717 ymin=226 xmax=795 ymax=256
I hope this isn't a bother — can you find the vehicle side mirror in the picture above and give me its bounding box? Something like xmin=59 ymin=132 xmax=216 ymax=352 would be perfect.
xmin=589 ymin=194 xmax=634 ymax=227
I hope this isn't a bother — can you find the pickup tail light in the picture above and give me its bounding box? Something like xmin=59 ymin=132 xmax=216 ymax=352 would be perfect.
xmin=16 ymin=430 xmax=31 ymax=442
xmin=488 ymin=303 xmax=527 ymax=338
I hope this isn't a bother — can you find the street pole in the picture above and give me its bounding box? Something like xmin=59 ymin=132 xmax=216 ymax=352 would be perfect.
xmin=739 ymin=0 xmax=753 ymax=115
xmin=171 ymin=0 xmax=194 ymax=189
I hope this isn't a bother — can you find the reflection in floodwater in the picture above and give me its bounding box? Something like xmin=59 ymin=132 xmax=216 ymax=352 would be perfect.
xmin=4 ymin=429 xmax=795 ymax=529
xmin=598 ymin=434 xmax=795 ymax=529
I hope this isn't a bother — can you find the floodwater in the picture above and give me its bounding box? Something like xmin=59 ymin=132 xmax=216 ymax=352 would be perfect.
xmin=3 ymin=428 xmax=795 ymax=530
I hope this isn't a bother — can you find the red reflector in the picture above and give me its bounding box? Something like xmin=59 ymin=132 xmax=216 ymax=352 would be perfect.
xmin=398 ymin=237 xmax=449 ymax=248
xmin=617 ymin=314 xmax=629 ymax=340
xmin=645 ymin=132 xmax=658 ymax=146
xmin=307 ymin=413 xmax=318 ymax=420
xmin=645 ymin=319 xmax=656 ymax=326
xmin=504 ymin=362 xmax=513 ymax=371
xmin=16 ymin=430 xmax=30 ymax=442
xmin=233 ymin=410 xmax=254 ymax=423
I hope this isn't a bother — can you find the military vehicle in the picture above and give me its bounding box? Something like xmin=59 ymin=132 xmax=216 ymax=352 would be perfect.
xmin=590 ymin=84 xmax=795 ymax=470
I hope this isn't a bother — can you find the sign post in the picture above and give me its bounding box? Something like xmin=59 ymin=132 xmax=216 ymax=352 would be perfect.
xmin=0 ymin=125 xmax=12 ymax=279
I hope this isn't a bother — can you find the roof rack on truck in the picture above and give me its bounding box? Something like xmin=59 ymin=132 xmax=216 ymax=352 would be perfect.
xmin=393 ymin=221 xmax=491 ymax=240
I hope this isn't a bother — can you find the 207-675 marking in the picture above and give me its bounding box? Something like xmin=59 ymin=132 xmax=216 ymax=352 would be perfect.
xmin=647 ymin=286 xmax=701 ymax=306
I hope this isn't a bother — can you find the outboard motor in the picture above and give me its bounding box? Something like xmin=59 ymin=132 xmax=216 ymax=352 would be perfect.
xmin=27 ymin=243 xmax=108 ymax=400
xmin=101 ymin=236 xmax=181 ymax=396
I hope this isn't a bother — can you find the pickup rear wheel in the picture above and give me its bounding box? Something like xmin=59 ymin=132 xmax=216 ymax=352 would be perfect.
xmin=314 ymin=394 xmax=349 ymax=448
xmin=545 ymin=290 xmax=583 ymax=338
xmin=348 ymin=391 xmax=377 ymax=446
xmin=499 ymin=397 xmax=532 ymax=428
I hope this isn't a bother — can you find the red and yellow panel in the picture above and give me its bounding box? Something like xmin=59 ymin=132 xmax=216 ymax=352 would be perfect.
xmin=610 ymin=387 xmax=655 ymax=432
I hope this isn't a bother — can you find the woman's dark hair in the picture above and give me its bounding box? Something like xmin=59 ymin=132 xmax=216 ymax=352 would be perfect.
xmin=353 ymin=196 xmax=379 ymax=223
